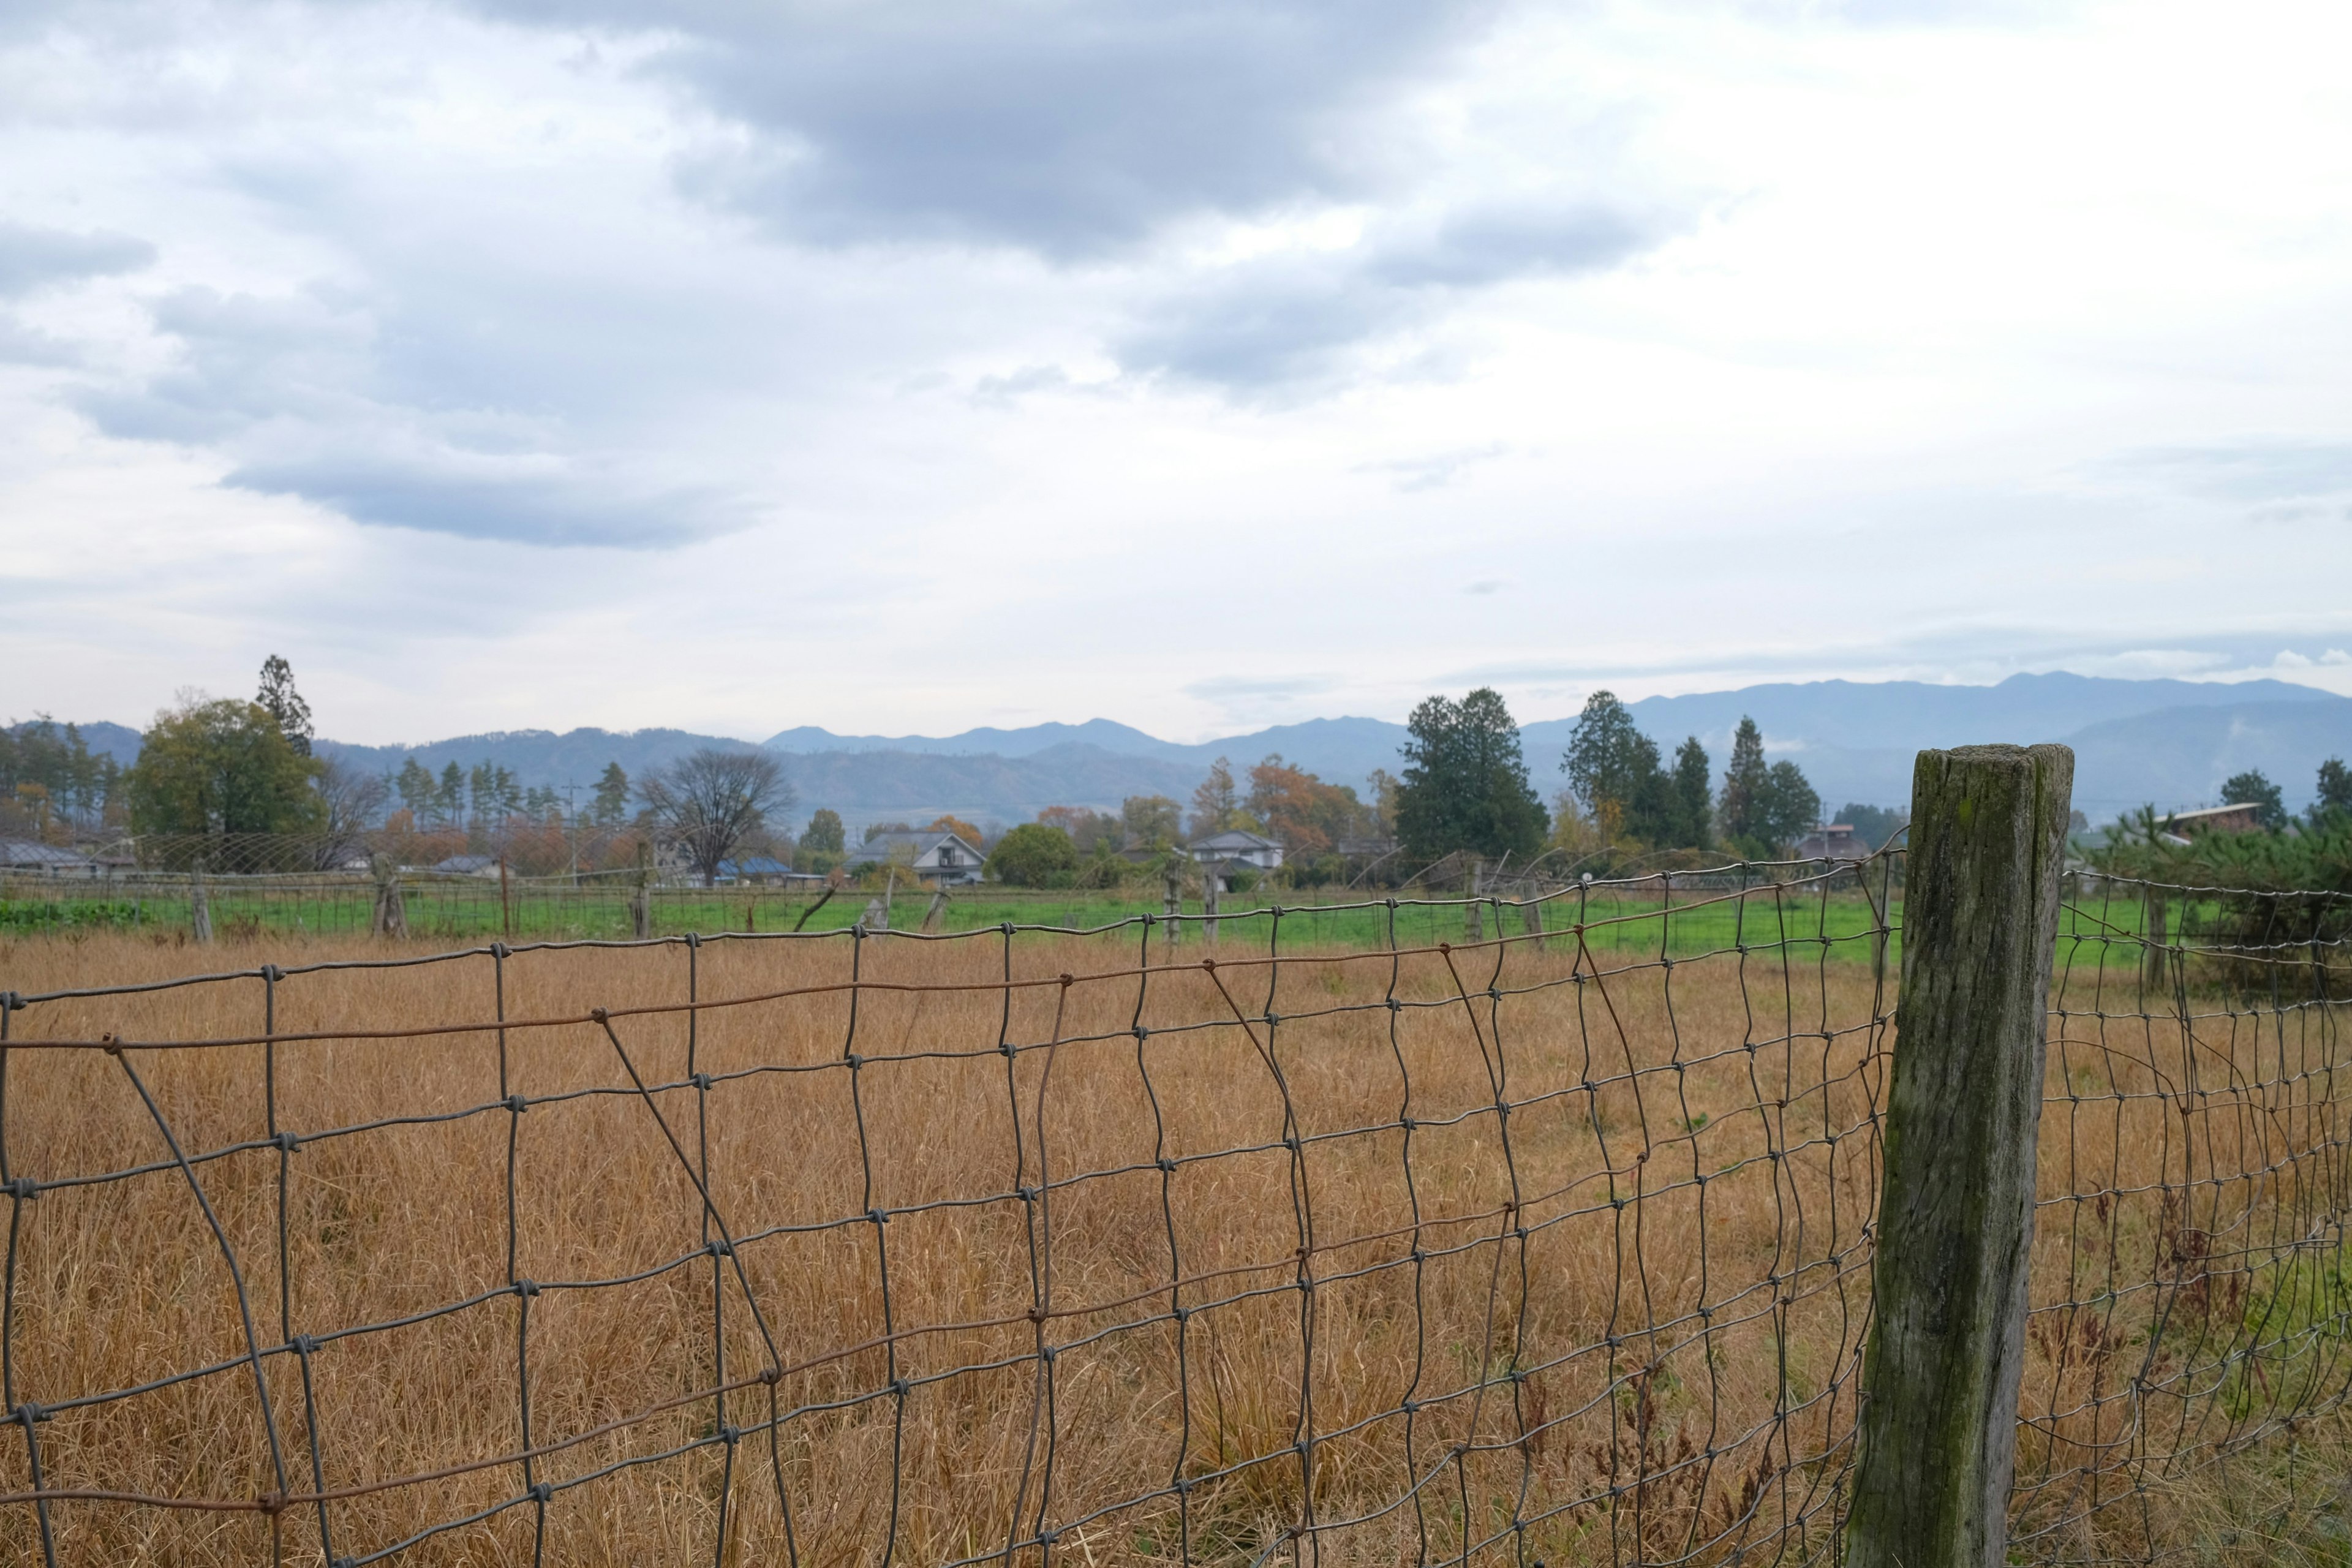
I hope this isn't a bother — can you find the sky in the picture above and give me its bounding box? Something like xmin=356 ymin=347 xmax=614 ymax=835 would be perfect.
xmin=4 ymin=0 xmax=2350 ymax=746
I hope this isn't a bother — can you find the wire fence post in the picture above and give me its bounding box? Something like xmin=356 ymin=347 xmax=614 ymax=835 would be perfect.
xmin=1849 ymin=742 xmax=2073 ymax=1568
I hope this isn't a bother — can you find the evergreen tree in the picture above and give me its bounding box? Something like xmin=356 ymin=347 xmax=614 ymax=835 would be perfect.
xmin=1670 ymin=737 xmax=1712 ymax=848
xmin=255 ymin=655 xmax=314 ymax=758
xmin=436 ymin=762 xmax=465 ymax=825
xmin=1394 ymin=687 xmax=1548 ymax=862
xmin=1561 ymin=691 xmax=1660 ymax=840
xmin=395 ymin=758 xmax=435 ymax=818
xmin=1718 ymin=717 xmax=1770 ymax=850
xmin=591 ymin=762 xmax=631 ymax=826
xmin=1189 ymin=757 xmax=1240 ymax=838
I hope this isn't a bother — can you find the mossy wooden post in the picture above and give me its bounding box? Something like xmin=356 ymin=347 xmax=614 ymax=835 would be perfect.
xmin=1849 ymin=743 xmax=2073 ymax=1568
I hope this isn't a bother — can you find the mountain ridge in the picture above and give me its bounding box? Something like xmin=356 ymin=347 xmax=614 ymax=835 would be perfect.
xmin=25 ymin=673 xmax=2351 ymax=830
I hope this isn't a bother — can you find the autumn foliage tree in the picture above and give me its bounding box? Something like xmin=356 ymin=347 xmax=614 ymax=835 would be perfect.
xmin=1245 ymin=755 xmax=1369 ymax=858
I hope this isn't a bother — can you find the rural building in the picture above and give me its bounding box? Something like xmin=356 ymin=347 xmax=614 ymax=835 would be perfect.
xmin=1793 ymin=824 xmax=1869 ymax=861
xmin=714 ymin=856 xmax=803 ymax=885
xmin=840 ymin=830 xmax=985 ymax=884
xmin=2159 ymin=802 xmax=2263 ymax=838
xmin=1188 ymin=829 xmax=1284 ymax=872
xmin=0 ymin=839 xmax=98 ymax=874
xmin=430 ymin=854 xmax=502 ymax=877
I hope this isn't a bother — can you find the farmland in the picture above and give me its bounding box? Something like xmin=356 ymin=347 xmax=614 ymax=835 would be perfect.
xmin=0 ymin=887 xmax=2343 ymax=1565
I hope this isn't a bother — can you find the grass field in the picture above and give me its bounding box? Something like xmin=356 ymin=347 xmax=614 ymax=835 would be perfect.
xmin=0 ymin=917 xmax=2342 ymax=1566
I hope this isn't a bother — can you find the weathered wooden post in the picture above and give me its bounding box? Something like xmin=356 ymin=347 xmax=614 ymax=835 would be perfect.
xmin=2143 ymin=886 xmax=2168 ymax=997
xmin=920 ymin=889 xmax=948 ymax=933
xmin=189 ymin=863 xmax=213 ymax=944
xmin=1202 ymin=862 xmax=1220 ymax=946
xmin=498 ymin=854 xmax=512 ymax=940
xmin=1848 ymin=744 xmax=2073 ymax=1568
xmin=1466 ymin=859 xmax=1484 ymax=943
xmin=1164 ymin=870 xmax=1182 ymax=951
xmin=630 ymin=841 xmax=654 ymax=940
xmin=370 ymin=853 xmax=407 ymax=939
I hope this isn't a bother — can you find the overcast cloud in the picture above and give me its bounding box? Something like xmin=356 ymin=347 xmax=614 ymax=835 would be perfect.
xmin=2 ymin=0 xmax=2350 ymax=742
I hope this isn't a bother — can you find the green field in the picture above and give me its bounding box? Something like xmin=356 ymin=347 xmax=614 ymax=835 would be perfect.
xmin=0 ymin=870 xmax=2229 ymax=981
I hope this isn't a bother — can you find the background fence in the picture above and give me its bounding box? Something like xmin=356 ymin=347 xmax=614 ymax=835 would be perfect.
xmin=0 ymin=848 xmax=2343 ymax=1565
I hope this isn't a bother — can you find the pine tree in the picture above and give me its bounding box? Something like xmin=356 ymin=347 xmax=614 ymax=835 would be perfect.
xmin=1670 ymin=737 xmax=1712 ymax=847
xmin=255 ymin=655 xmax=314 ymax=757
xmin=592 ymin=763 xmax=631 ymax=826
xmin=1718 ymin=717 xmax=1769 ymax=850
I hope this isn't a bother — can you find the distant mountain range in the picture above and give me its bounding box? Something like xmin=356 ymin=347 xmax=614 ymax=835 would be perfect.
xmin=36 ymin=673 xmax=2352 ymax=834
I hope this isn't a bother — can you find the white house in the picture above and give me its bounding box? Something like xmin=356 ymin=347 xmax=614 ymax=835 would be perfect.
xmin=1188 ymin=829 xmax=1284 ymax=871
xmin=843 ymin=830 xmax=986 ymax=885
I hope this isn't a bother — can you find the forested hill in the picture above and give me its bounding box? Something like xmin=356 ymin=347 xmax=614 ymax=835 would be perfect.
xmin=33 ymin=673 xmax=2352 ymax=831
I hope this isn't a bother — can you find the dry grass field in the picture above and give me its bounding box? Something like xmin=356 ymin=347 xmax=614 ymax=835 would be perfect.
xmin=0 ymin=910 xmax=2342 ymax=1566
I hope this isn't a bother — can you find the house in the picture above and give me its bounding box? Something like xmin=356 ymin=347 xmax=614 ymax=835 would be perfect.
xmin=430 ymin=854 xmax=503 ymax=878
xmin=1793 ymin=824 xmax=1869 ymax=862
xmin=0 ymin=839 xmax=98 ymax=875
xmin=1188 ymin=829 xmax=1284 ymax=872
xmin=714 ymin=856 xmax=807 ymax=886
xmin=840 ymin=830 xmax=986 ymax=885
xmin=2160 ymin=802 xmax=2263 ymax=839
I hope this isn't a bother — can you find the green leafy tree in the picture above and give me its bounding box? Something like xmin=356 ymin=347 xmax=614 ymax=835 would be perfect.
xmin=126 ymin=697 xmax=325 ymax=844
xmin=1758 ymin=761 xmax=1822 ymax=853
xmin=988 ymin=821 xmax=1079 ymax=886
xmin=2220 ymin=769 xmax=2288 ymax=831
xmin=1394 ymin=687 xmax=1548 ymax=863
xmin=797 ymin=807 xmax=846 ymax=873
xmin=1121 ymin=794 xmax=1183 ymax=847
xmin=801 ymin=809 xmax=846 ymax=854
xmin=2316 ymin=758 xmax=2352 ymax=823
xmin=1717 ymin=717 xmax=1769 ymax=850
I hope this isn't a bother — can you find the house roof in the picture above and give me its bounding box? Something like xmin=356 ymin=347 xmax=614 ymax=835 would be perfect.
xmin=717 ymin=856 xmax=793 ymax=876
xmin=1190 ymin=829 xmax=1278 ymax=852
xmin=432 ymin=854 xmax=499 ymax=873
xmin=844 ymin=830 xmax=979 ymax=861
xmin=2163 ymin=802 xmax=2260 ymax=824
xmin=0 ymin=839 xmax=95 ymax=869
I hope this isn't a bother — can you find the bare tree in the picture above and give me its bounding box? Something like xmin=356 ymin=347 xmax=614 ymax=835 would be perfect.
xmin=638 ymin=748 xmax=793 ymax=886
xmin=312 ymin=756 xmax=391 ymax=870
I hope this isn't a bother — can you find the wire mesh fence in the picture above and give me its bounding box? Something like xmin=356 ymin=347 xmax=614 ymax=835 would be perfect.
xmin=0 ymin=856 xmax=2342 ymax=1565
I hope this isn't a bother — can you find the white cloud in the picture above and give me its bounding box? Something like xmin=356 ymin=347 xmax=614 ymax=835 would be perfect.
xmin=1 ymin=0 xmax=2350 ymax=741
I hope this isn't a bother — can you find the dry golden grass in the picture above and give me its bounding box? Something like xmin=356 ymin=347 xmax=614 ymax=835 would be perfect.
xmin=0 ymin=924 xmax=2341 ymax=1566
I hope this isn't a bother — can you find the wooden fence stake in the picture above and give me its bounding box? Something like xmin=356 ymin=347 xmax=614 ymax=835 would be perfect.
xmin=190 ymin=865 xmax=212 ymax=945
xmin=630 ymin=842 xmax=653 ymax=940
xmin=1847 ymin=743 xmax=2073 ymax=1568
